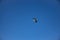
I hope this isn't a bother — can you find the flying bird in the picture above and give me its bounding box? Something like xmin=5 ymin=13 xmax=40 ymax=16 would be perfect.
xmin=33 ymin=17 xmax=38 ymax=23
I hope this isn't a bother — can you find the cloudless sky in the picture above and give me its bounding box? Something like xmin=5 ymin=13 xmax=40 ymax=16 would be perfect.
xmin=0 ymin=0 xmax=60 ymax=40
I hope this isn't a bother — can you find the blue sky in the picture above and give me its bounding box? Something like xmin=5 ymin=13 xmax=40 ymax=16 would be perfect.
xmin=0 ymin=0 xmax=60 ymax=40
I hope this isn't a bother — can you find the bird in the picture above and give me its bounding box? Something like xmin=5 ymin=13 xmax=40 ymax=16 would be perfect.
xmin=33 ymin=17 xmax=38 ymax=23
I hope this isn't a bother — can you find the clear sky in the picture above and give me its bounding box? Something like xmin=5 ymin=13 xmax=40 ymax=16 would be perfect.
xmin=0 ymin=0 xmax=60 ymax=40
